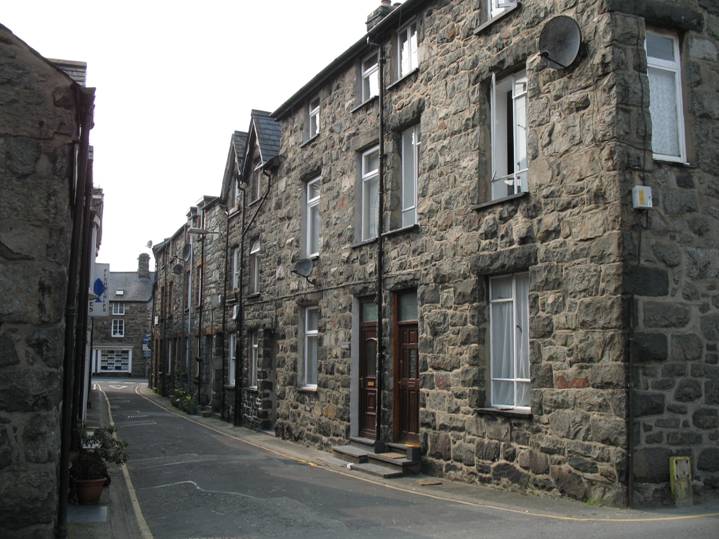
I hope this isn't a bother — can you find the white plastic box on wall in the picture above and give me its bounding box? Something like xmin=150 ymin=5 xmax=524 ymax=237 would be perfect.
xmin=632 ymin=185 xmax=653 ymax=209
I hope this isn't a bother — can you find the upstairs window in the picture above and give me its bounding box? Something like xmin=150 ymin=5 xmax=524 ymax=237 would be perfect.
xmin=646 ymin=30 xmax=686 ymax=163
xmin=228 ymin=333 xmax=236 ymax=386
xmin=362 ymin=53 xmax=379 ymax=102
xmin=248 ymin=240 xmax=260 ymax=294
xmin=400 ymin=124 xmax=420 ymax=227
xmin=361 ymin=146 xmax=380 ymax=240
xmin=306 ymin=177 xmax=321 ymax=256
xmin=491 ymin=70 xmax=528 ymax=200
xmin=249 ymin=158 xmax=262 ymax=203
xmin=398 ymin=22 xmax=418 ymax=79
xmin=308 ymin=97 xmax=320 ymax=139
xmin=489 ymin=273 xmax=530 ymax=410
xmin=231 ymin=247 xmax=240 ymax=289
xmin=111 ymin=302 xmax=125 ymax=316
xmin=111 ymin=319 xmax=125 ymax=338
xmin=488 ymin=0 xmax=517 ymax=19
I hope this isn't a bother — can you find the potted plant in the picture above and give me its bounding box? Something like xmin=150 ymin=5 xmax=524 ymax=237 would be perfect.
xmin=70 ymin=427 xmax=128 ymax=504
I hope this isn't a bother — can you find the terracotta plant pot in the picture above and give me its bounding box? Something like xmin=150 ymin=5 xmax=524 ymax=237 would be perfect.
xmin=74 ymin=478 xmax=106 ymax=505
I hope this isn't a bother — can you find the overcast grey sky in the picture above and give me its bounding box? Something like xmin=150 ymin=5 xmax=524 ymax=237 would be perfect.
xmin=3 ymin=0 xmax=389 ymax=271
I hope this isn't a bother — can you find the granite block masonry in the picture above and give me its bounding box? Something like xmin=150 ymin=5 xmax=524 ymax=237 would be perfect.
xmin=150 ymin=0 xmax=718 ymax=507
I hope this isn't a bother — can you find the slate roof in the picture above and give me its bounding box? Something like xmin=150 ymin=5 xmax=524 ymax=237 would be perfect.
xmin=220 ymin=131 xmax=248 ymax=202
xmin=108 ymin=271 xmax=155 ymax=302
xmin=251 ymin=110 xmax=281 ymax=164
xmin=49 ymin=58 xmax=87 ymax=87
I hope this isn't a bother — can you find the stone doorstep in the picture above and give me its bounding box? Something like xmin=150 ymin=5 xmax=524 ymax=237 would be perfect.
xmin=348 ymin=462 xmax=404 ymax=479
xmin=367 ymin=451 xmax=420 ymax=474
xmin=332 ymin=444 xmax=369 ymax=463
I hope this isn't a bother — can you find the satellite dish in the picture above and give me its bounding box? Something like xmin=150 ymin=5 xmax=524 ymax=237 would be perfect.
xmin=539 ymin=16 xmax=582 ymax=70
xmin=182 ymin=244 xmax=192 ymax=259
xmin=291 ymin=258 xmax=316 ymax=285
xmin=172 ymin=263 xmax=184 ymax=275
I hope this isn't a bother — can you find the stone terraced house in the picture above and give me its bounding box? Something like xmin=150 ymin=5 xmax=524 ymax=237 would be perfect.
xmin=91 ymin=254 xmax=154 ymax=377
xmin=151 ymin=0 xmax=719 ymax=507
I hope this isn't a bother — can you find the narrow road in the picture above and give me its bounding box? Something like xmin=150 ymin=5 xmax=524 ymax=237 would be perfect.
xmin=101 ymin=379 xmax=719 ymax=539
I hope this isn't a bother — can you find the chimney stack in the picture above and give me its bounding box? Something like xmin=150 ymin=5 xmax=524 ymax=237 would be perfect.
xmin=366 ymin=0 xmax=394 ymax=32
xmin=138 ymin=253 xmax=150 ymax=279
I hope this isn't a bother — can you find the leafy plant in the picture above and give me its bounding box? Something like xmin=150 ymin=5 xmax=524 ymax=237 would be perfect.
xmin=70 ymin=427 xmax=128 ymax=483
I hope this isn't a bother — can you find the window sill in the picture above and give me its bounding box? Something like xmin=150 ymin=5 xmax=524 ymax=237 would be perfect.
xmin=351 ymin=95 xmax=379 ymax=113
xmin=653 ymin=156 xmax=691 ymax=167
xmin=247 ymin=385 xmax=258 ymax=392
xmin=247 ymin=197 xmax=261 ymax=207
xmin=224 ymin=384 xmax=236 ymax=390
xmin=246 ymin=292 xmax=261 ymax=301
xmin=472 ymin=191 xmax=528 ymax=211
xmin=382 ymin=223 xmax=419 ymax=239
xmin=352 ymin=237 xmax=378 ymax=249
xmin=111 ymin=335 xmax=124 ymax=338
xmin=386 ymin=68 xmax=420 ymax=92
xmin=476 ymin=407 xmax=532 ymax=420
xmin=300 ymin=133 xmax=320 ymax=148
xmin=298 ymin=385 xmax=318 ymax=393
xmin=474 ymin=3 xmax=521 ymax=35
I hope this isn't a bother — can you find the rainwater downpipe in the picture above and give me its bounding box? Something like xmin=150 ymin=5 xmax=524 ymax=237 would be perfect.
xmin=196 ymin=229 xmax=206 ymax=404
xmin=220 ymin=203 xmax=232 ymax=420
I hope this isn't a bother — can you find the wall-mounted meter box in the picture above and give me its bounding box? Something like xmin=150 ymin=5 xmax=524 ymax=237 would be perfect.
xmin=632 ymin=185 xmax=653 ymax=209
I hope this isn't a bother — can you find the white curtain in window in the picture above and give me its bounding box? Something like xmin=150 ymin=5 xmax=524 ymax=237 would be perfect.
xmin=515 ymin=273 xmax=530 ymax=407
xmin=401 ymin=126 xmax=418 ymax=227
xmin=491 ymin=276 xmax=514 ymax=407
xmin=648 ymin=67 xmax=680 ymax=158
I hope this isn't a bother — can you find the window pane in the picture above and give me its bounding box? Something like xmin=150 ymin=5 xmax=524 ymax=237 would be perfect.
xmin=365 ymin=338 xmax=377 ymax=377
xmin=516 ymin=382 xmax=531 ymax=407
xmin=399 ymin=29 xmax=409 ymax=76
xmin=647 ymin=33 xmax=675 ymax=61
xmin=409 ymin=24 xmax=418 ymax=68
xmin=306 ymin=336 xmax=318 ymax=385
xmin=514 ymin=91 xmax=528 ymax=192
xmin=364 ymin=149 xmax=379 ymax=175
xmin=306 ymin=308 xmax=319 ymax=331
xmin=308 ymin=179 xmax=320 ymax=200
xmin=648 ymin=67 xmax=680 ymax=157
xmin=309 ymin=205 xmax=320 ymax=253
xmin=368 ymin=70 xmax=379 ymax=98
xmin=362 ymin=302 xmax=378 ymax=322
xmin=490 ymin=276 xmax=512 ymax=300
xmin=492 ymin=380 xmax=513 ymax=407
xmin=401 ymin=127 xmax=417 ymax=213
xmin=491 ymin=301 xmax=514 ymax=379
xmin=515 ymin=274 xmax=530 ymax=380
xmin=363 ymin=176 xmax=378 ymax=239
xmin=398 ymin=290 xmax=417 ymax=321
xmin=310 ymin=113 xmax=319 ymax=136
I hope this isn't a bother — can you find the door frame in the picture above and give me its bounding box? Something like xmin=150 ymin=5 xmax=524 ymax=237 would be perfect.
xmin=358 ymin=297 xmax=378 ymax=439
xmin=391 ymin=290 xmax=419 ymax=443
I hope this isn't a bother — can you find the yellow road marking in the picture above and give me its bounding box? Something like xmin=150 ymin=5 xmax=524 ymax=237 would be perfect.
xmin=99 ymin=384 xmax=154 ymax=539
xmin=126 ymin=382 xmax=719 ymax=525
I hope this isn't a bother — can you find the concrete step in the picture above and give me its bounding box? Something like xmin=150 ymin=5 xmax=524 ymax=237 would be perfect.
xmin=349 ymin=436 xmax=375 ymax=450
xmin=348 ymin=462 xmax=403 ymax=479
xmin=332 ymin=444 xmax=369 ymax=464
xmin=367 ymin=451 xmax=420 ymax=474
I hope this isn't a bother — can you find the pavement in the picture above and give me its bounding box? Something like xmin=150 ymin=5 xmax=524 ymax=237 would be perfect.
xmin=70 ymin=378 xmax=719 ymax=538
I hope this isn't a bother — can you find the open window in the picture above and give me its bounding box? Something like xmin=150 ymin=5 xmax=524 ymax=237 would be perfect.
xmin=491 ymin=70 xmax=528 ymax=201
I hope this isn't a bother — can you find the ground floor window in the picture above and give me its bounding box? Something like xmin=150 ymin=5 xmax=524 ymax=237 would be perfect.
xmin=489 ymin=272 xmax=530 ymax=409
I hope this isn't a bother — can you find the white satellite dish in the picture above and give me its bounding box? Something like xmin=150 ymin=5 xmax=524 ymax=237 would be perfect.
xmin=539 ymin=16 xmax=582 ymax=70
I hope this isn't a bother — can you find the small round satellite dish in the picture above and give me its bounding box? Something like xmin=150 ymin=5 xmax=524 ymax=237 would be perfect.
xmin=182 ymin=244 xmax=192 ymax=259
xmin=539 ymin=16 xmax=582 ymax=70
xmin=172 ymin=263 xmax=184 ymax=275
xmin=292 ymin=258 xmax=314 ymax=278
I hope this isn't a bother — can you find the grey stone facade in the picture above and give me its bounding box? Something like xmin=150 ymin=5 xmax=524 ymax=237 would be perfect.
xmin=0 ymin=24 xmax=97 ymax=538
xmin=92 ymin=254 xmax=154 ymax=378
xmin=151 ymin=0 xmax=718 ymax=507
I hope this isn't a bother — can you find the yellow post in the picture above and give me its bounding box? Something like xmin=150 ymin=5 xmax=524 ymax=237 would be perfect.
xmin=669 ymin=456 xmax=693 ymax=506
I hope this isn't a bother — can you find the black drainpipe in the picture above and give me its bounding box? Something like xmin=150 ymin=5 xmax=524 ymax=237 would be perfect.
xmin=220 ymin=204 xmax=231 ymax=420
xmin=374 ymin=43 xmax=386 ymax=450
xmin=196 ymin=229 xmax=206 ymax=404
xmin=56 ymin=85 xmax=94 ymax=539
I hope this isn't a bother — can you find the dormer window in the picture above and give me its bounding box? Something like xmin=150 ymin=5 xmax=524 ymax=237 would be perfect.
xmin=308 ymin=97 xmax=320 ymax=139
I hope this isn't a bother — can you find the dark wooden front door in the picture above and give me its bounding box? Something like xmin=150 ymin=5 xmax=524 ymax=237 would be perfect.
xmin=393 ymin=290 xmax=419 ymax=444
xmin=359 ymin=301 xmax=378 ymax=438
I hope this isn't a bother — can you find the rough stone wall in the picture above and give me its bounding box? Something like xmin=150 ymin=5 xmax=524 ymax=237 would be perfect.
xmin=610 ymin=2 xmax=719 ymax=504
xmin=93 ymin=299 xmax=152 ymax=377
xmin=0 ymin=25 xmax=79 ymax=538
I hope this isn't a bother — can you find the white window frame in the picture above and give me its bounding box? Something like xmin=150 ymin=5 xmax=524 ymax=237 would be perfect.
xmin=228 ymin=333 xmax=236 ymax=386
xmin=488 ymin=0 xmax=517 ymax=19
xmin=645 ymin=30 xmax=686 ymax=163
xmin=308 ymin=96 xmax=320 ymax=138
xmin=249 ymin=161 xmax=262 ymax=203
xmin=249 ymin=240 xmax=260 ymax=294
xmin=361 ymin=146 xmax=380 ymax=240
xmin=489 ymin=273 xmax=530 ymax=410
xmin=302 ymin=307 xmax=319 ymax=389
xmin=397 ymin=21 xmax=419 ymax=79
xmin=306 ymin=177 xmax=321 ymax=257
xmin=249 ymin=331 xmax=259 ymax=388
xmin=491 ymin=70 xmax=528 ymax=200
xmin=111 ymin=319 xmax=125 ymax=338
xmin=231 ymin=247 xmax=240 ymax=289
xmin=400 ymin=124 xmax=420 ymax=227
xmin=361 ymin=52 xmax=379 ymax=102
xmin=111 ymin=302 xmax=125 ymax=316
